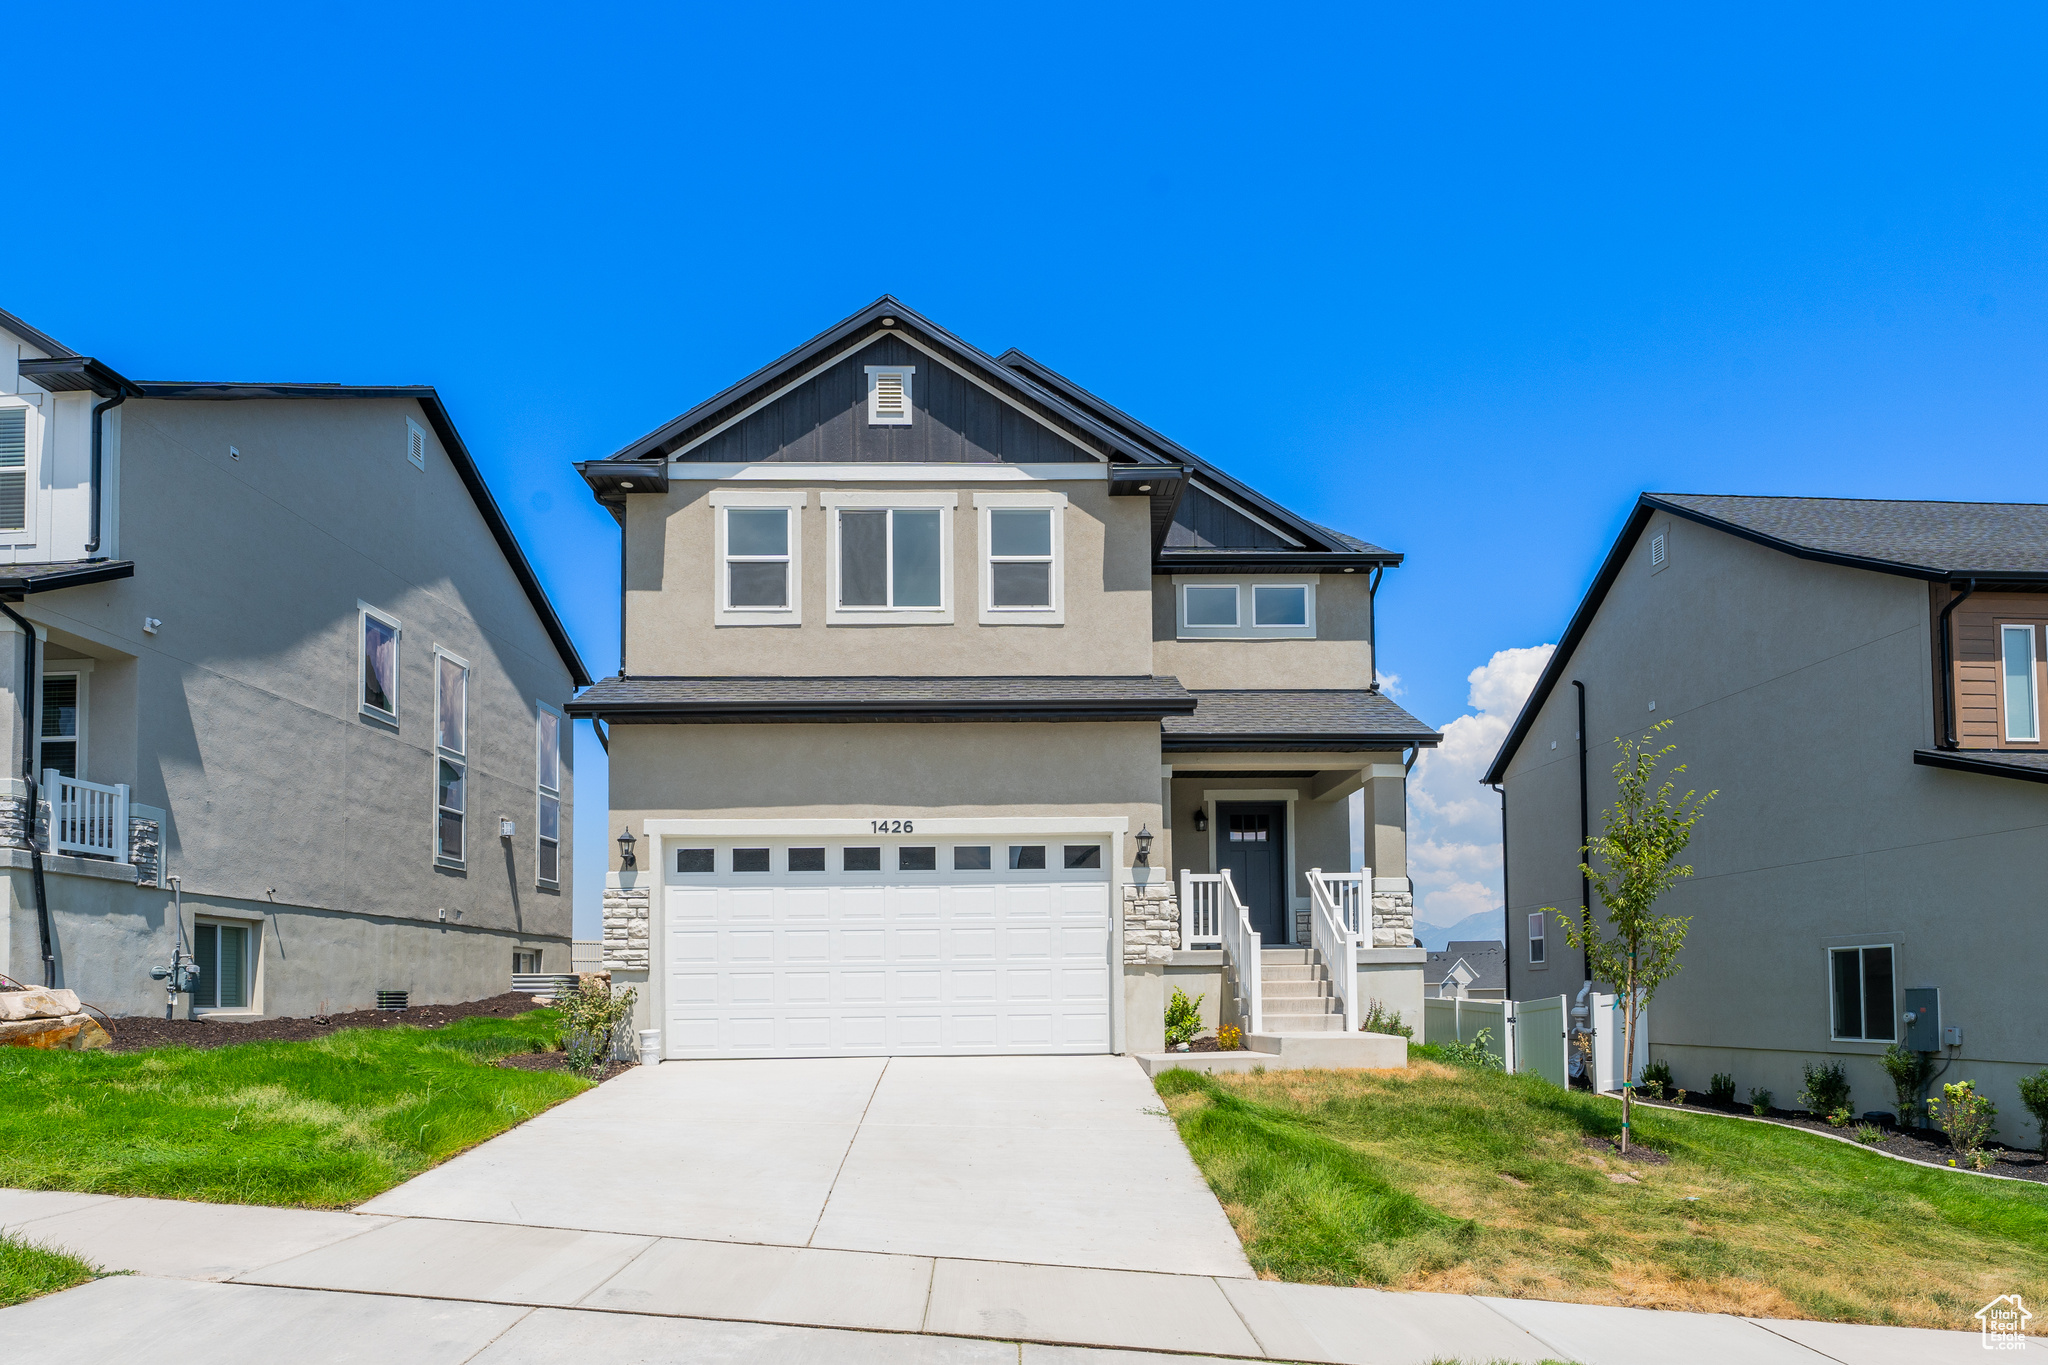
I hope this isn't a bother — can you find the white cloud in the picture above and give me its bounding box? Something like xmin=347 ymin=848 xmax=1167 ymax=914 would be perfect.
xmin=1398 ymin=644 xmax=1553 ymax=932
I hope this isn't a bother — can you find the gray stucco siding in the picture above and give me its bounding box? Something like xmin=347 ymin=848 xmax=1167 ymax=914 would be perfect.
xmin=680 ymin=337 xmax=1094 ymax=466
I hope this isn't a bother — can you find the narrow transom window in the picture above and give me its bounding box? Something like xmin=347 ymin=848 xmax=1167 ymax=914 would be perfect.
xmin=1830 ymin=945 xmax=1895 ymax=1042
xmin=436 ymin=758 xmax=465 ymax=862
xmin=1227 ymin=814 xmax=1270 ymax=843
xmin=865 ymin=365 xmax=915 ymax=425
xmin=725 ymin=508 xmax=792 ymax=609
xmin=1253 ymin=585 xmax=1307 ymax=627
xmin=435 ymin=652 xmax=470 ymax=865
xmin=360 ymin=607 xmax=400 ymax=721
xmin=1184 ymin=584 xmax=1238 ymax=627
xmin=2001 ymin=624 xmax=2039 ymax=742
xmin=839 ymin=508 xmax=942 ymax=608
xmin=437 ymin=654 xmax=468 ymax=756
xmin=1527 ymin=912 xmax=1546 ymax=964
xmin=0 ymin=408 xmax=27 ymax=533
xmin=988 ymin=509 xmax=1053 ymax=608
xmin=536 ymin=705 xmax=562 ymax=886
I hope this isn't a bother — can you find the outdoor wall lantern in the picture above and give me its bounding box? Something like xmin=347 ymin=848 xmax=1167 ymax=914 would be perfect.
xmin=617 ymin=827 xmax=637 ymax=870
xmin=1134 ymin=825 xmax=1153 ymax=864
xmin=1192 ymin=809 xmax=1208 ymax=834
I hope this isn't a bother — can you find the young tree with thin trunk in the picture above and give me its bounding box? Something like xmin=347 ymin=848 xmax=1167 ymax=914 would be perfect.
xmin=1548 ymin=720 xmax=1716 ymax=1153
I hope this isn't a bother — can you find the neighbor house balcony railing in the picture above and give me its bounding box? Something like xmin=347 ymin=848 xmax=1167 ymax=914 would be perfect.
xmin=43 ymin=770 xmax=129 ymax=861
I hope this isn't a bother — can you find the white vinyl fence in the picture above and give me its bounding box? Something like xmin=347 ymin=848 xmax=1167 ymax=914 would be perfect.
xmin=1589 ymin=992 xmax=1650 ymax=1095
xmin=1424 ymin=994 xmax=1570 ymax=1089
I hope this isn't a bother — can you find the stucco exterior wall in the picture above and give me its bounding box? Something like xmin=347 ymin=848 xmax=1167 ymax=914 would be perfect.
xmin=7 ymin=396 xmax=577 ymax=1011
xmin=623 ymin=477 xmax=1155 ymax=676
xmin=1168 ymin=773 xmax=1363 ymax=891
xmin=1149 ymin=572 xmax=1376 ymax=690
xmin=1501 ymin=513 xmax=2048 ymax=1143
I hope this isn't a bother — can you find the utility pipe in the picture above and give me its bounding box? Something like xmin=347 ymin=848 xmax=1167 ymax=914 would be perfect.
xmin=1937 ymin=579 xmax=1977 ymax=749
xmin=1572 ymin=679 xmax=1591 ymax=984
xmin=84 ymin=390 xmax=128 ymax=556
xmin=0 ymin=598 xmax=53 ymax=985
xmin=1494 ymin=782 xmax=1510 ymax=1004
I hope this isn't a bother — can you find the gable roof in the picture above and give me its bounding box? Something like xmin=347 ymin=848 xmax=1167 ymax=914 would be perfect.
xmin=0 ymin=306 xmax=78 ymax=359
xmin=1480 ymin=492 xmax=2048 ymax=786
xmin=1426 ymin=940 xmax=1506 ymax=992
xmin=565 ymin=674 xmax=1195 ymax=723
xmin=998 ymin=348 xmax=1402 ymax=569
xmin=133 ymin=382 xmax=590 ymax=687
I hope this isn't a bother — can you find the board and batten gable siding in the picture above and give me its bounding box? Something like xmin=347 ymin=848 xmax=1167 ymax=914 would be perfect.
xmin=28 ymin=395 xmax=578 ymax=939
xmin=626 ymin=475 xmax=1153 ymax=676
xmin=1147 ymin=571 xmax=1375 ymax=690
xmin=1499 ymin=511 xmax=2048 ymax=1143
xmin=679 ymin=337 xmax=1095 ymax=466
xmin=1163 ymin=485 xmax=1300 ymax=550
xmin=1949 ymin=591 xmax=2048 ymax=749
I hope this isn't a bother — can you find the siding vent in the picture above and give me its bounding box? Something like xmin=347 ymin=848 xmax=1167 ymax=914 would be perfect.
xmin=375 ymin=989 xmax=410 ymax=1010
xmin=864 ymin=365 xmax=915 ymax=426
xmin=1649 ymin=531 xmax=1666 ymax=567
xmin=406 ymin=418 xmax=427 ymax=471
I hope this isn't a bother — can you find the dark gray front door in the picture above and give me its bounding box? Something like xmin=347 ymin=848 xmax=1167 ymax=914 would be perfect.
xmin=1215 ymin=802 xmax=1287 ymax=942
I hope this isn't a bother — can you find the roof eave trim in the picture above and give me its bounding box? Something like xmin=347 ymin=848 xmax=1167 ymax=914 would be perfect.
xmin=567 ymin=701 xmax=1198 ymax=723
xmin=0 ymin=560 xmax=136 ymax=598
xmin=0 ymin=307 xmax=78 ymax=359
xmin=1642 ymin=494 xmax=1976 ymax=583
xmin=1162 ymin=733 xmax=1442 ymax=752
xmin=1156 ymin=550 xmax=1402 ymax=570
xmin=1912 ymin=749 xmax=2048 ymax=785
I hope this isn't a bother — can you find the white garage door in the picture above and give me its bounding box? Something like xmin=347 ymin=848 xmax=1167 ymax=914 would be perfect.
xmin=661 ymin=834 xmax=1113 ymax=1058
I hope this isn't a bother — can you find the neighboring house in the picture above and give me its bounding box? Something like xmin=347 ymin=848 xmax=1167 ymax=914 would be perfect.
xmin=1486 ymin=493 xmax=2048 ymax=1143
xmin=0 ymin=306 xmax=587 ymax=1018
xmin=1426 ymin=940 xmax=1505 ymax=999
xmin=570 ymin=298 xmax=1439 ymax=1058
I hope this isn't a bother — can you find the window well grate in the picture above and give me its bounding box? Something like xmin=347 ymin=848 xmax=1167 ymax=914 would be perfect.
xmin=375 ymin=989 xmax=409 ymax=1011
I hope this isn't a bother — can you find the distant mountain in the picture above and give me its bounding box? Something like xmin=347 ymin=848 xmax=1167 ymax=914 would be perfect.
xmin=1415 ymin=910 xmax=1504 ymax=952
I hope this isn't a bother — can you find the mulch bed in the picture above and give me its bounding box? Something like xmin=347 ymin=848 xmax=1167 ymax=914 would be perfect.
xmin=1582 ymin=1134 xmax=1673 ymax=1165
xmin=496 ymin=1052 xmax=634 ymax=1083
xmin=103 ymin=992 xmax=555 ymax=1053
xmin=1631 ymin=1093 xmax=2048 ymax=1183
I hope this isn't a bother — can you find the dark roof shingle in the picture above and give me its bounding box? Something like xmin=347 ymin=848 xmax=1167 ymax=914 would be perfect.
xmin=569 ymin=675 xmax=1196 ymax=722
xmin=1163 ymin=689 xmax=1439 ymax=749
xmin=1650 ymin=494 xmax=2048 ymax=579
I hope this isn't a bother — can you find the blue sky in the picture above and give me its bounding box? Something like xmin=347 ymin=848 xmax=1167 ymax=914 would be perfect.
xmin=8 ymin=6 xmax=2045 ymax=936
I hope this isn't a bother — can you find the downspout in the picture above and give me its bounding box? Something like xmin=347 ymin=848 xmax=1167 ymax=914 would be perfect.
xmin=1366 ymin=566 xmax=1384 ymax=688
xmin=1572 ymin=679 xmax=1591 ymax=985
xmin=1493 ymin=782 xmax=1511 ymax=1004
xmin=1937 ymin=579 xmax=1976 ymax=749
xmin=0 ymin=599 xmax=53 ymax=986
xmin=592 ymin=718 xmax=610 ymax=754
xmin=617 ymin=506 xmax=628 ymax=680
xmin=84 ymin=389 xmax=128 ymax=556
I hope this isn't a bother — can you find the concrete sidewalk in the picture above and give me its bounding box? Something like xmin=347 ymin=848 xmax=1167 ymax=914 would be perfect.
xmin=0 ymin=1188 xmax=2000 ymax=1363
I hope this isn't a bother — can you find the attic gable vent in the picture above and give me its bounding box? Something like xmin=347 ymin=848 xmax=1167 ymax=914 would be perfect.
xmin=406 ymin=417 xmax=428 ymax=471
xmin=864 ymin=365 xmax=915 ymax=426
xmin=1649 ymin=531 xmax=1667 ymax=568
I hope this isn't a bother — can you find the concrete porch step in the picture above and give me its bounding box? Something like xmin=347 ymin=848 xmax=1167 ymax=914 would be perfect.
xmin=1257 ymin=964 xmax=1325 ymax=983
xmin=1138 ymin=1028 xmax=1409 ymax=1075
xmin=1259 ymin=979 xmax=1331 ymax=999
xmin=1260 ymin=947 xmax=1314 ymax=964
xmin=1259 ymin=1011 xmax=1343 ymax=1032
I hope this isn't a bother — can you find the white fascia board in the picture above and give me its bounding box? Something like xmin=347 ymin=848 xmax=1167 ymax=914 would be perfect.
xmin=675 ymin=463 xmax=1105 ymax=483
xmin=642 ymin=817 xmax=1130 ymax=838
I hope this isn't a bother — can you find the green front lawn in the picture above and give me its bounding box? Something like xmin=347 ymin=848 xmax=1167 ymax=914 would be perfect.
xmin=0 ymin=1009 xmax=588 ymax=1207
xmin=1157 ymin=1051 xmax=2048 ymax=1331
xmin=0 ymin=1231 xmax=100 ymax=1307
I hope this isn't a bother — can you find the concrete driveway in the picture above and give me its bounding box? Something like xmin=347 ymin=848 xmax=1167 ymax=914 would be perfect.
xmin=360 ymin=1054 xmax=1252 ymax=1278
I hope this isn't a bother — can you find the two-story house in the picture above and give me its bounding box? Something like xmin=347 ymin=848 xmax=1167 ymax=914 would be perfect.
xmin=1486 ymin=494 xmax=2048 ymax=1144
xmin=0 ymin=305 xmax=586 ymax=1018
xmin=570 ymin=299 xmax=1437 ymax=1060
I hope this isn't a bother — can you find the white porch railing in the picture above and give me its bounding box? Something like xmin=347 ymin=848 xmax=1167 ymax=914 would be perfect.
xmin=1183 ymin=869 xmax=1262 ymax=1036
xmin=43 ymin=770 xmax=129 ymax=860
xmin=1306 ymin=867 xmax=1365 ymax=1033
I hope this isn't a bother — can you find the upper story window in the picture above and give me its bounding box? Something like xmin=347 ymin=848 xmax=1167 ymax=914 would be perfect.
xmin=0 ymin=405 xmax=30 ymax=535
xmin=824 ymin=490 xmax=955 ymax=624
xmin=864 ymin=365 xmax=915 ymax=425
xmin=2001 ymin=624 xmax=2039 ymax=743
xmin=359 ymin=604 xmax=401 ymax=722
xmin=435 ymin=650 xmax=468 ymax=864
xmin=975 ymin=491 xmax=1066 ymax=625
xmin=537 ymin=702 xmax=563 ymax=888
xmin=711 ymin=490 xmax=807 ymax=626
xmin=1174 ymin=576 xmax=1317 ymax=639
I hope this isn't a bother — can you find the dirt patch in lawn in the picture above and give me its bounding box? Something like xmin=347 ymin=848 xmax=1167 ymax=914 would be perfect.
xmin=495 ymin=1052 xmax=635 ymax=1084
xmin=105 ymin=992 xmax=553 ymax=1052
xmin=1581 ymin=1134 xmax=1672 ymax=1165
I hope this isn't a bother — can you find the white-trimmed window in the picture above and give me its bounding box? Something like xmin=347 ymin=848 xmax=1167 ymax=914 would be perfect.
xmin=824 ymin=490 xmax=955 ymax=624
xmin=974 ymin=491 xmax=1066 ymax=625
xmin=864 ymin=364 xmax=915 ymax=425
xmin=0 ymin=403 xmax=34 ymax=537
xmin=358 ymin=604 xmax=401 ymax=722
xmin=194 ymin=919 xmax=253 ymax=1010
xmin=37 ymin=665 xmax=88 ymax=781
xmin=1829 ymin=944 xmax=1895 ymax=1042
xmin=536 ymin=702 xmax=563 ymax=888
xmin=1174 ymin=576 xmax=1318 ymax=639
xmin=1527 ymin=912 xmax=1546 ymax=965
xmin=406 ymin=417 xmax=427 ymax=471
xmin=434 ymin=649 xmax=469 ymax=864
xmin=710 ymin=490 xmax=806 ymax=625
xmin=2001 ymin=624 xmax=2039 ymax=742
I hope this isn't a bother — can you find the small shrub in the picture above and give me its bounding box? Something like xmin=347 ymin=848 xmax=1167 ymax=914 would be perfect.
xmin=1638 ymin=1059 xmax=1674 ymax=1100
xmin=553 ymin=976 xmax=639 ymax=1076
xmin=1854 ymin=1122 xmax=1885 ymax=1146
xmin=1164 ymin=987 xmax=1205 ymax=1048
xmin=1216 ymin=1024 xmax=1243 ymax=1051
xmin=2017 ymin=1068 xmax=2048 ymax=1154
xmin=1709 ymin=1072 xmax=1736 ymax=1106
xmin=1880 ymin=1043 xmax=1936 ymax=1129
xmin=1798 ymin=1060 xmax=1851 ymax=1117
xmin=1361 ymin=999 xmax=1413 ymax=1038
xmin=1827 ymin=1105 xmax=1853 ymax=1128
xmin=1748 ymin=1087 xmax=1773 ymax=1116
xmin=1675 ymin=1087 xmax=1689 ymax=1106
xmin=1438 ymin=1028 xmax=1506 ymax=1071
xmin=1928 ymin=1081 xmax=1999 ymax=1172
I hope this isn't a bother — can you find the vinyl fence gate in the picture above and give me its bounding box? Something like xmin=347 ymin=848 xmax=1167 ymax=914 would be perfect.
xmin=1423 ymin=994 xmax=1569 ymax=1089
